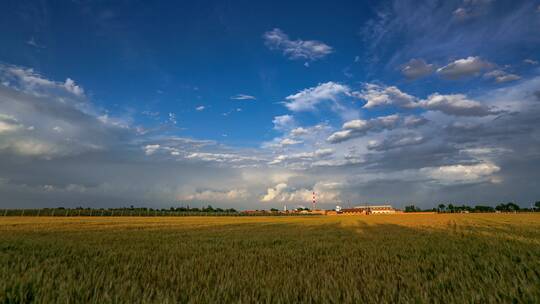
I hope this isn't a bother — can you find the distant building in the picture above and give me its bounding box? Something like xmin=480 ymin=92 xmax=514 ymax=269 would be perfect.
xmin=340 ymin=208 xmax=367 ymax=215
xmin=356 ymin=205 xmax=396 ymax=214
xmin=337 ymin=204 xmax=396 ymax=215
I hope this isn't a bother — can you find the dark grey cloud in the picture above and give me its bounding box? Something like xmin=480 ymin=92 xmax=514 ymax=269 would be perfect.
xmin=367 ymin=133 xmax=427 ymax=151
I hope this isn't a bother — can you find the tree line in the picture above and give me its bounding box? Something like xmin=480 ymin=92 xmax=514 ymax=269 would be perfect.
xmin=404 ymin=201 xmax=540 ymax=213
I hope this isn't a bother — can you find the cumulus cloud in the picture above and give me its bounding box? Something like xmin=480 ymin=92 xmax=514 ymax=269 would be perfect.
xmin=284 ymin=82 xmax=351 ymax=111
xmin=0 ymin=67 xmax=129 ymax=159
xmin=144 ymin=144 xmax=160 ymax=155
xmin=327 ymin=115 xmax=402 ymax=143
xmin=358 ymin=83 xmax=498 ymax=116
xmin=260 ymin=183 xmax=288 ymax=202
xmin=524 ymin=59 xmax=538 ymax=65
xmin=273 ymin=114 xmax=295 ymax=131
xmin=180 ymin=189 xmax=249 ymax=202
xmin=400 ymin=58 xmax=435 ymax=79
xmin=269 ymin=148 xmax=334 ymax=165
xmin=260 ymin=182 xmax=340 ymax=204
xmin=437 ymin=57 xmax=494 ymax=79
xmin=263 ymin=28 xmax=333 ymax=61
xmin=1 ymin=62 xmax=540 ymax=210
xmin=358 ymin=83 xmax=417 ymax=108
xmin=1 ymin=65 xmax=85 ymax=97
xmin=290 ymin=127 xmax=309 ymax=137
xmin=421 ymin=162 xmax=500 ymax=184
xmin=419 ymin=93 xmax=497 ymax=116
xmin=195 ymin=105 xmax=205 ymax=111
xmin=280 ymin=138 xmax=303 ymax=146
xmin=483 ymin=70 xmax=521 ymax=83
xmin=63 ymin=78 xmax=85 ymax=96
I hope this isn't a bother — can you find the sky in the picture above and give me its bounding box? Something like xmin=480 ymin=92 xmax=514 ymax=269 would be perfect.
xmin=1 ymin=0 xmax=540 ymax=210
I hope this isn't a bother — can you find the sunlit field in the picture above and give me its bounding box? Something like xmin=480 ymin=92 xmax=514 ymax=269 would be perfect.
xmin=1 ymin=214 xmax=539 ymax=303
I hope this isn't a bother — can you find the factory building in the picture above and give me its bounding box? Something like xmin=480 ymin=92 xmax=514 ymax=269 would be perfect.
xmin=338 ymin=205 xmax=397 ymax=215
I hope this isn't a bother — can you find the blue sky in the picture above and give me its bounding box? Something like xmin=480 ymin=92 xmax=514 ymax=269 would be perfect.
xmin=1 ymin=0 xmax=540 ymax=209
xmin=2 ymin=0 xmax=376 ymax=144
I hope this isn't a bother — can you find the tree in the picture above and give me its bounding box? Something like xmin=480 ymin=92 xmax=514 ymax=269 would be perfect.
xmin=203 ymin=205 xmax=215 ymax=212
xmin=404 ymin=205 xmax=420 ymax=212
xmin=496 ymin=202 xmax=521 ymax=212
xmin=270 ymin=208 xmax=279 ymax=212
xmin=506 ymin=202 xmax=520 ymax=211
xmin=474 ymin=205 xmax=494 ymax=213
xmin=438 ymin=204 xmax=446 ymax=212
xmin=447 ymin=204 xmax=455 ymax=213
xmin=535 ymin=201 xmax=540 ymax=211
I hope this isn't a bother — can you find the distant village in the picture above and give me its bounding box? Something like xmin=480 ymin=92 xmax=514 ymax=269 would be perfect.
xmin=242 ymin=205 xmax=401 ymax=215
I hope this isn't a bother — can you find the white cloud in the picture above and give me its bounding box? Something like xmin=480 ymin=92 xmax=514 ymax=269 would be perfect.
xmin=180 ymin=189 xmax=249 ymax=202
xmin=284 ymin=82 xmax=351 ymax=111
xmin=400 ymin=58 xmax=435 ymax=79
xmin=195 ymin=105 xmax=205 ymax=111
xmin=63 ymin=78 xmax=84 ymax=96
xmin=2 ymin=65 xmax=85 ymax=97
xmin=437 ymin=56 xmax=494 ymax=79
xmin=263 ymin=28 xmax=333 ymax=61
xmin=483 ymin=70 xmax=521 ymax=83
xmin=358 ymin=83 xmax=416 ymax=108
xmin=185 ymin=152 xmax=262 ymax=165
xmin=280 ymin=138 xmax=303 ymax=146
xmin=273 ymin=115 xmax=295 ymax=131
xmin=358 ymin=83 xmax=497 ymax=117
xmin=261 ymin=183 xmax=288 ymax=202
xmin=524 ymin=59 xmax=538 ymax=65
xmin=0 ymin=114 xmax=23 ymax=133
xmin=419 ymin=93 xmax=495 ymax=116
xmin=230 ymin=94 xmax=256 ymax=100
xmin=421 ymin=162 xmax=500 ymax=184
xmin=144 ymin=144 xmax=160 ymax=155
xmin=290 ymin=127 xmax=309 ymax=137
xmin=269 ymin=148 xmax=334 ymax=165
xmin=260 ymin=182 xmax=340 ymax=203
xmin=327 ymin=115 xmax=401 ymax=143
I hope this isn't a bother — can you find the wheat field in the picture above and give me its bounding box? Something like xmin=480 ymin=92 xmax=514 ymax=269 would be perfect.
xmin=1 ymin=214 xmax=539 ymax=303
